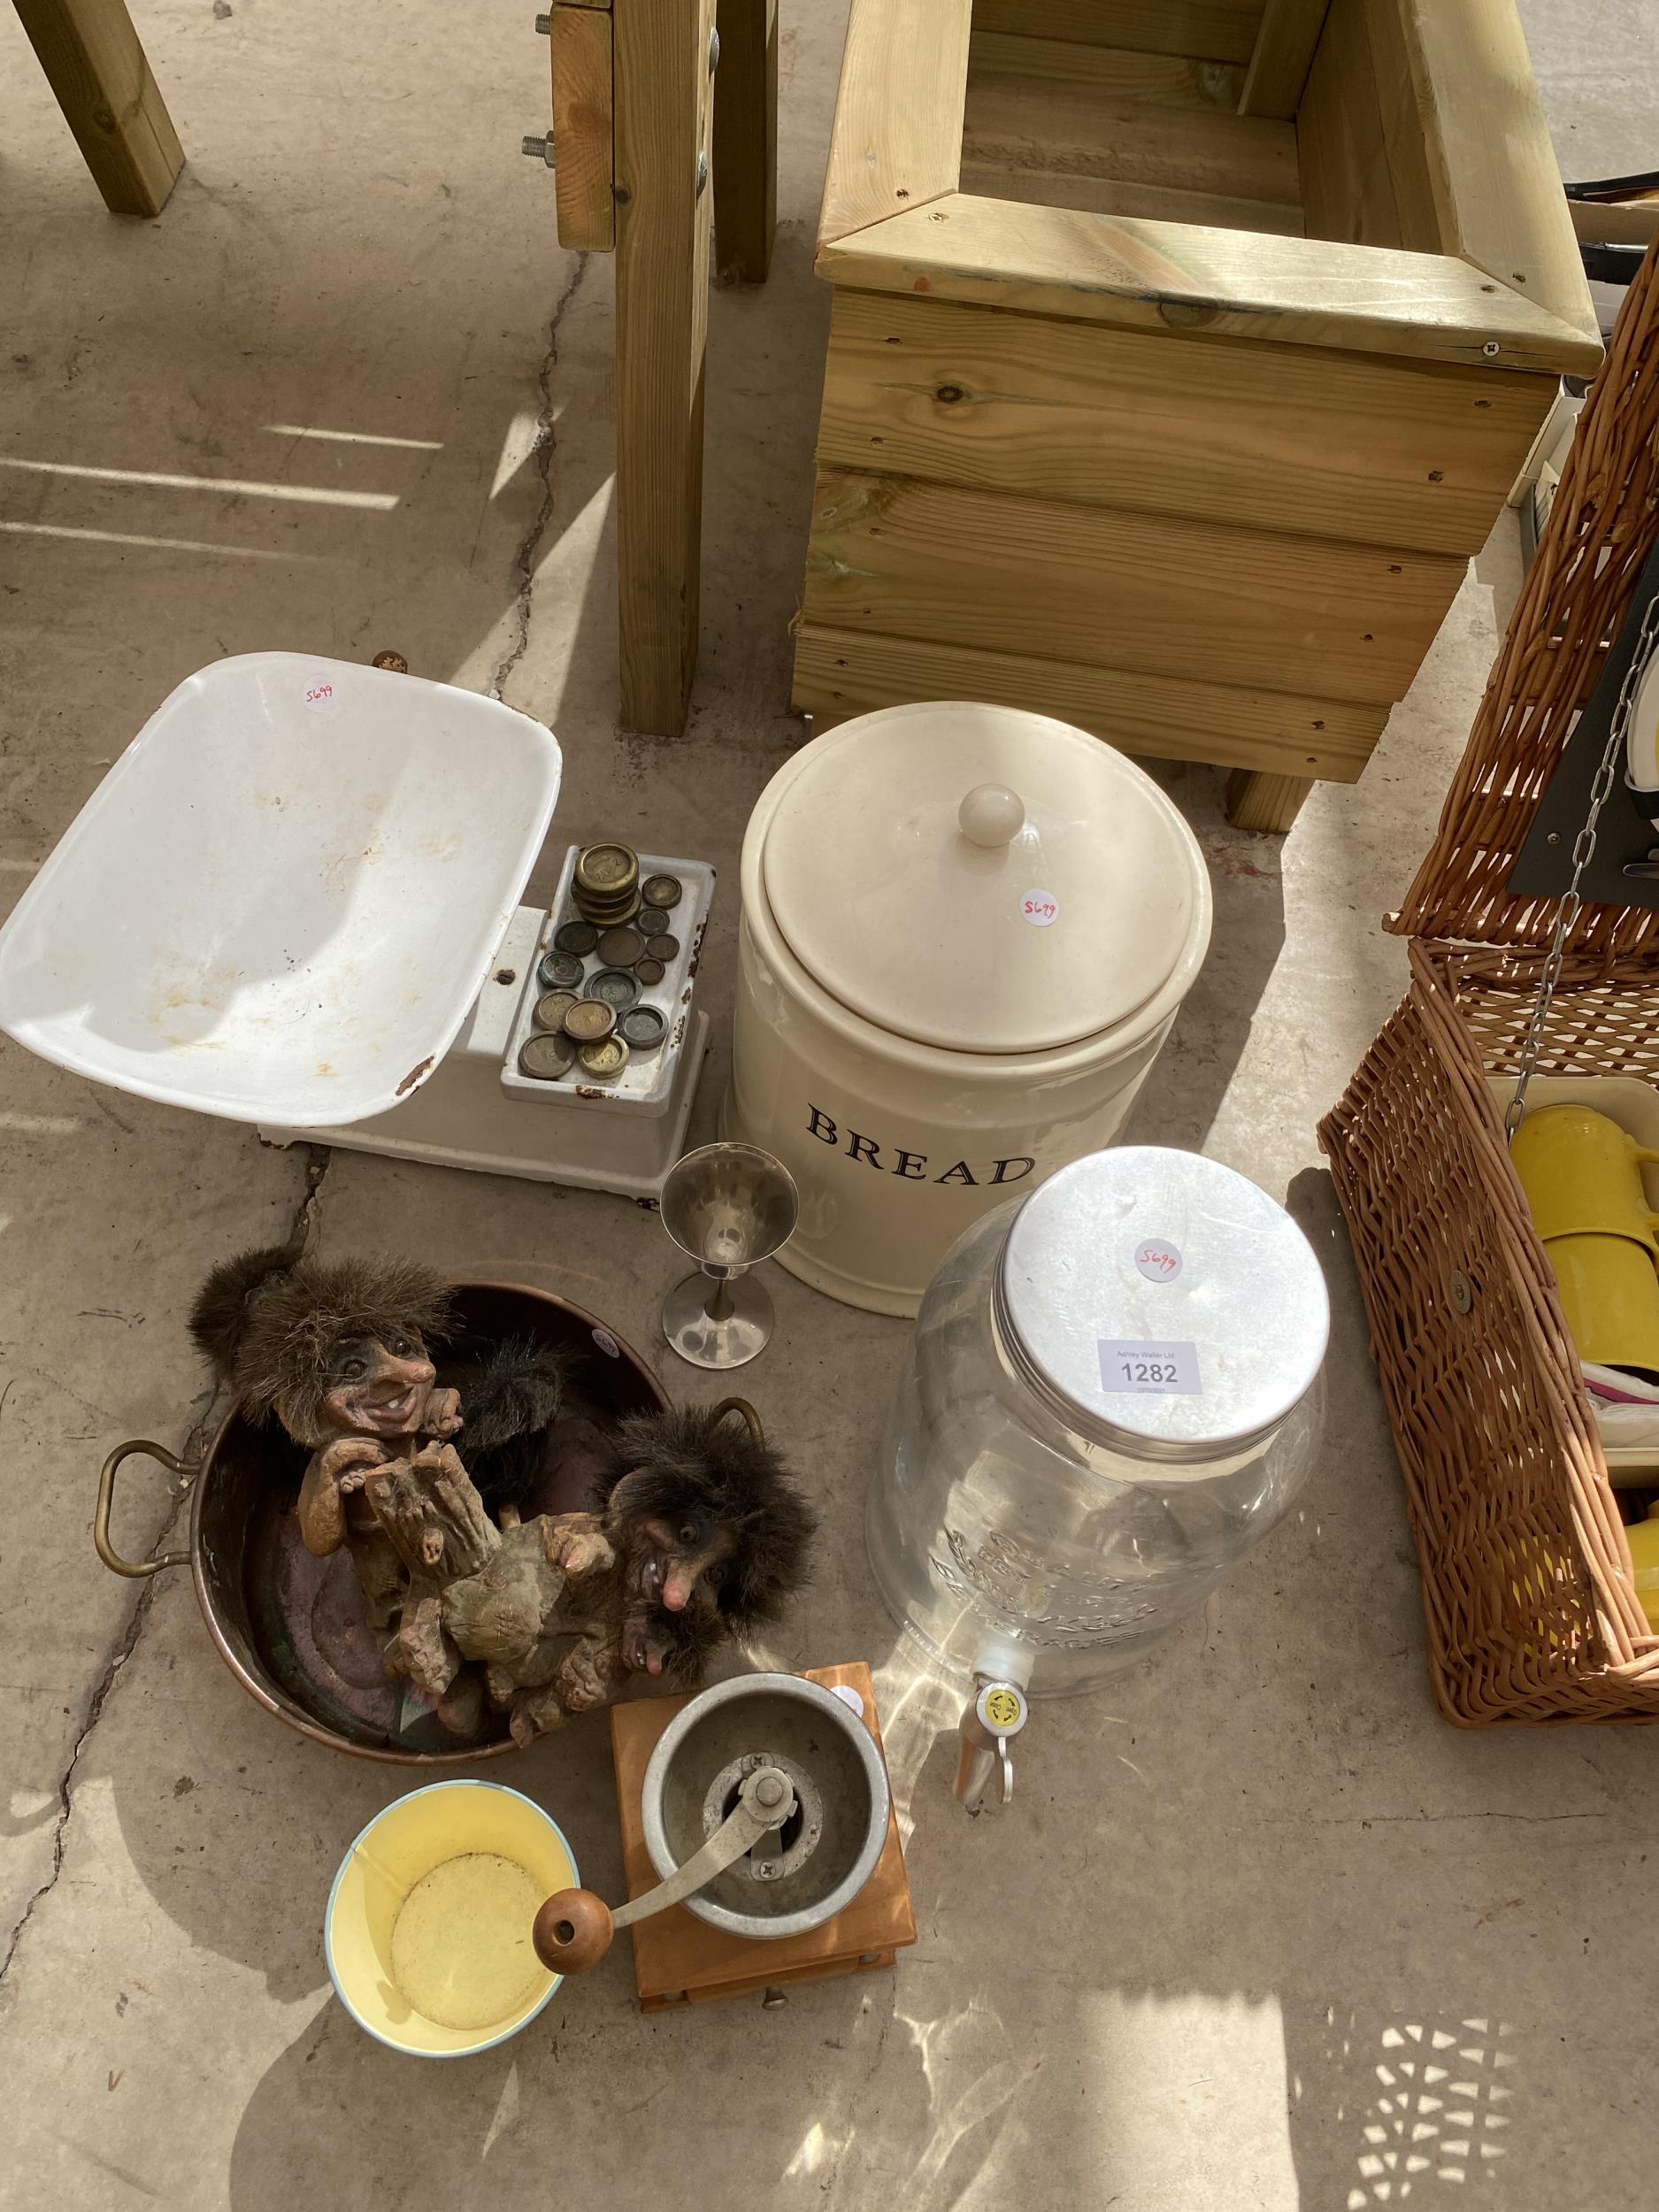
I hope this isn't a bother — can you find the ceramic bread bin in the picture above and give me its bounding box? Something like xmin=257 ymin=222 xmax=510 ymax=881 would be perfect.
xmin=726 ymin=701 xmax=1212 ymax=1315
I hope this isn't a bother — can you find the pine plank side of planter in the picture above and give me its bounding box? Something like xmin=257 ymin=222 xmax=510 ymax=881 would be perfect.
xmin=802 ymin=466 xmax=1466 ymax=706
xmin=813 ymin=289 xmax=1548 ymax=556
xmin=794 ymin=623 xmax=1386 ymax=782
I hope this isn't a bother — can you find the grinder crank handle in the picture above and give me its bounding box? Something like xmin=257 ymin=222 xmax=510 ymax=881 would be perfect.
xmin=532 ymin=1764 xmax=798 ymax=1974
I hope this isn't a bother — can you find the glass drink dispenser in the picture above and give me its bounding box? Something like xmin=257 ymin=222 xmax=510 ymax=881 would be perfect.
xmin=867 ymin=1148 xmax=1329 ymax=1809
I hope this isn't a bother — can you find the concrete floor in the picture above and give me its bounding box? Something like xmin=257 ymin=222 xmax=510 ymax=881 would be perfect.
xmin=2 ymin=4 xmax=1656 ymax=2206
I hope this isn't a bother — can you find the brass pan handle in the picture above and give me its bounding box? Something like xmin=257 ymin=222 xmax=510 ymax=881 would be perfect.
xmin=95 ymin=1440 xmax=196 ymax=1578
xmin=709 ymin=1397 xmax=764 ymax=1445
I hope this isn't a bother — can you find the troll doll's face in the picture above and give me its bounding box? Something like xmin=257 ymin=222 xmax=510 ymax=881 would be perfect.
xmin=319 ymin=1331 xmax=435 ymax=1440
xmin=614 ymin=1501 xmax=738 ymax=1617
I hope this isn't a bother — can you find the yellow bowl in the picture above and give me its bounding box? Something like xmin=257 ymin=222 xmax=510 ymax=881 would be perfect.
xmin=325 ymin=1781 xmax=577 ymax=2058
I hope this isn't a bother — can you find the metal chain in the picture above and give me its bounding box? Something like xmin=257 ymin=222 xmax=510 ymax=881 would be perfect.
xmin=1505 ymin=590 xmax=1659 ymax=1140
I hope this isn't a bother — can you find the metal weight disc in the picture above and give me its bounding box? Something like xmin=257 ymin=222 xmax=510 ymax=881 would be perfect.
xmin=576 ymin=842 xmax=639 ymax=895
xmin=518 ymin=1033 xmax=575 ymax=1080
xmin=586 ymin=966 xmax=641 ymax=1012
xmin=577 ymin=1035 xmax=629 ymax=1079
xmin=537 ymin=949 xmax=584 ymax=990
xmin=596 ymin=927 xmax=645 ymax=969
xmin=619 ymin=1004 xmax=666 ymax=1052
xmin=563 ymin=998 xmax=618 ymax=1042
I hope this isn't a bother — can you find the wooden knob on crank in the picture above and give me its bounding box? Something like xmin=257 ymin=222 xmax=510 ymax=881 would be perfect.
xmin=534 ymin=1887 xmax=615 ymax=1974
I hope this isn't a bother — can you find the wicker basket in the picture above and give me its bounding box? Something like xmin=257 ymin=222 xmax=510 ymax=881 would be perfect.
xmin=1319 ymin=243 xmax=1659 ymax=1724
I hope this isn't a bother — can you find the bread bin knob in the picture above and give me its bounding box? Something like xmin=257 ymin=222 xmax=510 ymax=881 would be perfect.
xmin=957 ymin=783 xmax=1025 ymax=848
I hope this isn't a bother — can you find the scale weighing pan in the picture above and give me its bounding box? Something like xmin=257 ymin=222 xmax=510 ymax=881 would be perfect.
xmin=0 ymin=653 xmax=562 ymax=1126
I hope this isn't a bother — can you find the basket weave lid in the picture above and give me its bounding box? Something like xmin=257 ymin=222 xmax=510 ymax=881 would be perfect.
xmin=1390 ymin=247 xmax=1659 ymax=962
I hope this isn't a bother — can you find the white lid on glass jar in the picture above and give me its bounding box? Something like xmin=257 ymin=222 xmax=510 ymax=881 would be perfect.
xmin=994 ymin=1148 xmax=1329 ymax=1463
xmin=760 ymin=703 xmax=1207 ymax=1056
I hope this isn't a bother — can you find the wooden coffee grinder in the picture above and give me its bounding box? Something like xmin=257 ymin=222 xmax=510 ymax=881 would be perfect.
xmin=535 ymin=1665 xmax=916 ymax=2010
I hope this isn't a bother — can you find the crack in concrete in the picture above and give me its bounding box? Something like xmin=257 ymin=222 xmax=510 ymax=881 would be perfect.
xmin=0 ymin=1488 xmax=181 ymax=1990
xmin=288 ymin=1142 xmax=332 ymax=1254
xmin=0 ymin=1140 xmax=334 ymax=1993
xmin=1242 ymin=1809 xmax=1610 ymax=1831
xmin=2 ymin=250 xmax=581 ymax=1997
xmin=490 ymin=255 xmax=590 ymax=705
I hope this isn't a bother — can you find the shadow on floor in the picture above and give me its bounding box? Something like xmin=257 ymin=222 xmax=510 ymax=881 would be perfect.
xmin=1122 ymin=761 xmax=1289 ymax=1156
xmin=2 ymin=186 xmax=833 ymax=888
xmin=1286 ymin=1998 xmax=1521 ymax=2206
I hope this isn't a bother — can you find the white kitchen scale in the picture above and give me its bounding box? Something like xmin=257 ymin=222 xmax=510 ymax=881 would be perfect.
xmin=0 ymin=653 xmax=710 ymax=1202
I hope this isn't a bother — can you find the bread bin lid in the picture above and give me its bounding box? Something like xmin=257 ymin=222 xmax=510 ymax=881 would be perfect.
xmin=760 ymin=703 xmax=1205 ymax=1055
xmin=993 ymin=1148 xmax=1329 ymax=1463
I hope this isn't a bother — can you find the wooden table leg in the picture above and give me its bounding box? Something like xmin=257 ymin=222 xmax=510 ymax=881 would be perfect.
xmin=14 ymin=0 xmax=183 ymax=216
xmin=1225 ymin=767 xmax=1315 ymax=833
xmin=613 ymin=0 xmax=716 ymax=738
xmin=712 ymin=0 xmax=777 ymax=282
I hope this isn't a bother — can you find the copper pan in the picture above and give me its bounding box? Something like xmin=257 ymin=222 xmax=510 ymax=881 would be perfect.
xmin=93 ymin=1282 xmax=670 ymax=1765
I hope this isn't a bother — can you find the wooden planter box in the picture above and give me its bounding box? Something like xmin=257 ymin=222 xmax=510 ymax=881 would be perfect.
xmin=793 ymin=0 xmax=1601 ymax=829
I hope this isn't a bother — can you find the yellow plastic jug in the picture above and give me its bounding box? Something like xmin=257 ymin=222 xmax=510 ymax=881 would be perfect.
xmin=1513 ymin=1104 xmax=1659 ymax=1249
xmin=1624 ymin=1504 xmax=1659 ymax=1633
xmin=1542 ymin=1231 xmax=1659 ymax=1374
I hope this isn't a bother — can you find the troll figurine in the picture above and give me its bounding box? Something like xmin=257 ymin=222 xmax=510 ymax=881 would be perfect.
xmin=189 ymin=1242 xmax=463 ymax=1627
xmin=188 ymin=1248 xmax=818 ymax=1743
xmin=367 ymin=1398 xmax=818 ymax=1744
